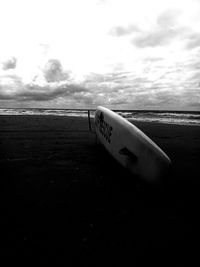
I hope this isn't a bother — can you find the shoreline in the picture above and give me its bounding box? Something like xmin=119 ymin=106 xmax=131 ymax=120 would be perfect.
xmin=0 ymin=108 xmax=200 ymax=126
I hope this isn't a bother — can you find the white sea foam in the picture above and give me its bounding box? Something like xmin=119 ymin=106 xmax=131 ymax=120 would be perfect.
xmin=0 ymin=108 xmax=199 ymax=125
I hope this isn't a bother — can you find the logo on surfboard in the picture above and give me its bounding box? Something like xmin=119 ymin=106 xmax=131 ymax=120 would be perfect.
xmin=95 ymin=111 xmax=113 ymax=143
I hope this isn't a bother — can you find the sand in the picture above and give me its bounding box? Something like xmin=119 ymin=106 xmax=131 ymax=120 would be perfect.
xmin=1 ymin=115 xmax=200 ymax=265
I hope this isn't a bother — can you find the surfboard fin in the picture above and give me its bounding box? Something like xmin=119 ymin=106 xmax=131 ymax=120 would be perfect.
xmin=119 ymin=147 xmax=138 ymax=162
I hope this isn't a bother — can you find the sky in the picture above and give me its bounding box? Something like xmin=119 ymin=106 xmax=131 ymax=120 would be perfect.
xmin=0 ymin=0 xmax=200 ymax=110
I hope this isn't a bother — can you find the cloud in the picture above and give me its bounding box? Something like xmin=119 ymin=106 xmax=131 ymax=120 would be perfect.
xmin=0 ymin=82 xmax=88 ymax=102
xmin=132 ymin=9 xmax=186 ymax=48
xmin=156 ymin=8 xmax=181 ymax=28
xmin=144 ymin=57 xmax=164 ymax=62
xmin=0 ymin=58 xmax=89 ymax=103
xmin=133 ymin=29 xmax=178 ymax=48
xmin=1 ymin=67 xmax=199 ymax=109
xmin=81 ymin=59 xmax=200 ymax=109
xmin=1 ymin=53 xmax=200 ymax=110
xmin=1 ymin=57 xmax=17 ymax=70
xmin=0 ymin=68 xmax=88 ymax=102
xmin=109 ymin=24 xmax=139 ymax=37
xmin=84 ymin=71 xmax=132 ymax=84
xmin=18 ymin=83 xmax=87 ymax=101
xmin=43 ymin=59 xmax=69 ymax=83
xmin=0 ymin=74 xmax=23 ymax=100
xmin=185 ymin=33 xmax=200 ymax=49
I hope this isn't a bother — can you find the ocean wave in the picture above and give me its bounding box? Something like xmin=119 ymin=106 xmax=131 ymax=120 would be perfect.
xmin=0 ymin=108 xmax=199 ymax=126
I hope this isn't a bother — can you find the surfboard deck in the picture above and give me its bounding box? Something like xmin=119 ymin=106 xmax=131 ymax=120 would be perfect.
xmin=94 ymin=106 xmax=171 ymax=182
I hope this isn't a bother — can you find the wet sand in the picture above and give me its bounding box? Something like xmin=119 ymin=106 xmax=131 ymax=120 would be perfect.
xmin=1 ymin=115 xmax=200 ymax=265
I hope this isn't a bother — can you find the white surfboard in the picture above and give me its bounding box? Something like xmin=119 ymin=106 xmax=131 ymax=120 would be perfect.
xmin=94 ymin=106 xmax=171 ymax=182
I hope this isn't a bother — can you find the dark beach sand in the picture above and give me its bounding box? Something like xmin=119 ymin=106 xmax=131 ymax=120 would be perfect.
xmin=1 ymin=115 xmax=200 ymax=265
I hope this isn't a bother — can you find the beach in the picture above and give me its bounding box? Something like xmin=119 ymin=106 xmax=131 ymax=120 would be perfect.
xmin=1 ymin=115 xmax=200 ymax=265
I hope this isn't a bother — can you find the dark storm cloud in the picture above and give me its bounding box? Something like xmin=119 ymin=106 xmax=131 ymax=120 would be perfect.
xmin=109 ymin=24 xmax=139 ymax=37
xmin=0 ymin=56 xmax=90 ymax=103
xmin=17 ymin=83 xmax=88 ymax=102
xmin=43 ymin=59 xmax=69 ymax=82
xmin=1 ymin=58 xmax=199 ymax=109
xmin=0 ymin=92 xmax=15 ymax=100
xmin=2 ymin=57 xmax=17 ymax=70
xmin=0 ymin=70 xmax=88 ymax=102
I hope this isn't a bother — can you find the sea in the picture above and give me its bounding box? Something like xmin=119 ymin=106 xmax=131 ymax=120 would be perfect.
xmin=0 ymin=108 xmax=200 ymax=126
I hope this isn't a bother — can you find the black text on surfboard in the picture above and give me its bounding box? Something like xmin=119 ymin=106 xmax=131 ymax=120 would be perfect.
xmin=95 ymin=111 xmax=113 ymax=143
